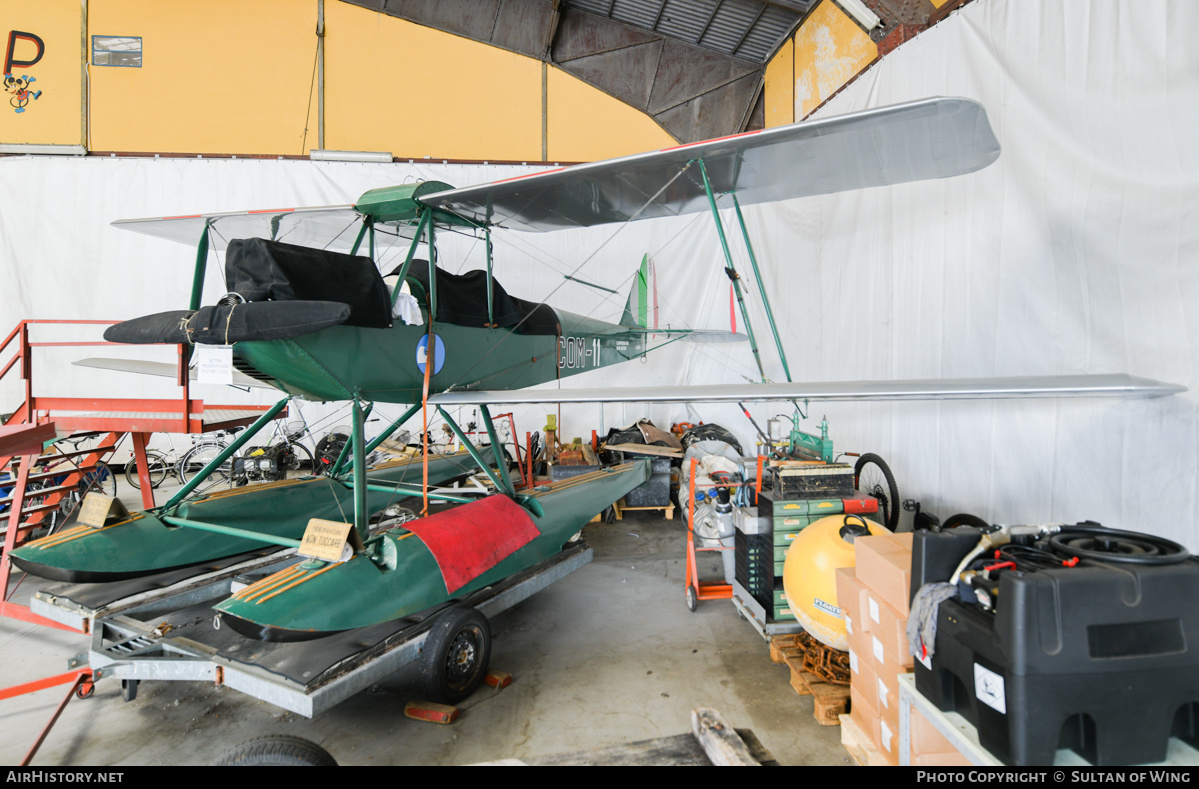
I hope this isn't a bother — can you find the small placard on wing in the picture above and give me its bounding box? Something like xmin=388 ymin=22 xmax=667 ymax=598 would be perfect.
xmin=78 ymin=493 xmax=129 ymax=529
xmin=299 ymin=518 xmax=357 ymax=563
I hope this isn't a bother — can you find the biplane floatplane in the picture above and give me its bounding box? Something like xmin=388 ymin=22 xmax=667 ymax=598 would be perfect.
xmin=10 ymin=98 xmax=1183 ymax=652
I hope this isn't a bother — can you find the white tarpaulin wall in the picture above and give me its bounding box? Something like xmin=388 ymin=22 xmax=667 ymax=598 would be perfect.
xmin=731 ymin=0 xmax=1197 ymax=544
xmin=1 ymin=0 xmax=1195 ymax=544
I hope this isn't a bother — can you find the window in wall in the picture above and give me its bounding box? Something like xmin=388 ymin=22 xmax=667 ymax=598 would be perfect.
xmin=92 ymin=36 xmax=142 ymax=67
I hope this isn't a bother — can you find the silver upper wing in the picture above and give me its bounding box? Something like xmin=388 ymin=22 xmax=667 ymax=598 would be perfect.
xmin=427 ymin=375 xmax=1184 ymax=406
xmin=419 ymin=97 xmax=1001 ymax=233
xmin=110 ymin=205 xmax=420 ymax=252
xmin=111 ymin=97 xmax=999 ymax=245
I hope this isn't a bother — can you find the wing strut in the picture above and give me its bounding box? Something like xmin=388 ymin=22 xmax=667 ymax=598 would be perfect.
xmin=732 ymin=193 xmax=791 ymax=383
xmin=351 ymin=399 xmax=372 ymax=542
xmin=698 ymin=159 xmax=768 ymax=382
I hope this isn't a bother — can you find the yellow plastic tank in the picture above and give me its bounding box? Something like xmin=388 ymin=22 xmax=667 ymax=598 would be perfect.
xmin=782 ymin=514 xmax=887 ymax=651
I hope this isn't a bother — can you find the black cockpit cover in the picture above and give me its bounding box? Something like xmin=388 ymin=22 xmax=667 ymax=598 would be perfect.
xmin=403 ymin=260 xmax=558 ymax=335
xmin=226 ymin=238 xmax=392 ymax=329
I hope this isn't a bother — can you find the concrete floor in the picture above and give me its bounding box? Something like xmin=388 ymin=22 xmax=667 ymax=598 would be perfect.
xmin=0 ymin=480 xmax=852 ymax=767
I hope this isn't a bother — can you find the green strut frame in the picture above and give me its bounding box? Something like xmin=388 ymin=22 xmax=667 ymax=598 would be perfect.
xmin=695 ymin=158 xmax=792 ymax=384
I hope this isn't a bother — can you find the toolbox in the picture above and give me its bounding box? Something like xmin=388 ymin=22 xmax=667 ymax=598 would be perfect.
xmin=769 ymin=462 xmax=854 ymax=500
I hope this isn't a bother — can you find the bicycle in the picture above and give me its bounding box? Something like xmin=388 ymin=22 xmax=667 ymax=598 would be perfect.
xmin=125 ymin=430 xmax=239 ymax=490
xmin=174 ymin=428 xmax=244 ymax=492
xmin=177 ymin=418 xmax=315 ymax=491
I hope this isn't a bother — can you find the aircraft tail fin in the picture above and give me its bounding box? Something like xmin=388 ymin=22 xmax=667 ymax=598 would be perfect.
xmin=620 ymin=254 xmax=656 ymax=329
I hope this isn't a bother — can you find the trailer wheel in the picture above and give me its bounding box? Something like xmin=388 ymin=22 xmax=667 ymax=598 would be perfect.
xmin=418 ymin=606 xmax=491 ymax=704
xmin=215 ymin=735 xmax=338 ymax=766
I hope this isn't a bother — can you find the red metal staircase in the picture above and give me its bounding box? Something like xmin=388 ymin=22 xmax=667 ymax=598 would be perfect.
xmin=0 ymin=319 xmax=276 ymax=628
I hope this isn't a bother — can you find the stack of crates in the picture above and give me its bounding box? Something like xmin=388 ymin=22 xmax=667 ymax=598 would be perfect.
xmin=836 ymin=532 xmax=916 ymax=764
xmin=735 ymin=462 xmax=867 ymax=624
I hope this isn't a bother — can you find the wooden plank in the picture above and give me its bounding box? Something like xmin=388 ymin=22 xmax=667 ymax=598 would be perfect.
xmin=601 ymin=442 xmax=682 ymax=458
xmin=691 ymin=707 xmax=761 ymax=766
xmin=488 ymin=727 xmax=778 ymax=766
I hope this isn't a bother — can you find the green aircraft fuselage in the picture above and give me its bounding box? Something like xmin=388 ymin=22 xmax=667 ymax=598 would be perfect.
xmin=233 ymin=310 xmax=647 ymax=403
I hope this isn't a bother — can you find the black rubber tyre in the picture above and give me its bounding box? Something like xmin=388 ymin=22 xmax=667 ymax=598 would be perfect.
xmin=941 ymin=513 xmax=989 ymax=530
xmin=853 ymin=453 xmax=900 ymax=532
xmin=313 ymin=431 xmax=349 ymax=476
xmin=280 ymin=442 xmax=314 ymax=478
xmin=418 ymin=606 xmax=491 ymax=704
xmin=685 ymin=585 xmax=698 ymax=612
xmin=214 ymin=735 xmax=338 ymax=767
xmin=125 ymin=451 xmax=169 ymax=490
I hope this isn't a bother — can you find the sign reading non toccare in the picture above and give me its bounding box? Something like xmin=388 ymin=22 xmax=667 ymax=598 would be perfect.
xmin=299 ymin=518 xmax=354 ymax=563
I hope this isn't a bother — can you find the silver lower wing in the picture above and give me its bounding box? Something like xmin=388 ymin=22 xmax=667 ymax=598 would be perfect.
xmin=428 ymin=374 xmax=1184 ymax=406
xmin=74 ymin=358 xmax=273 ymax=390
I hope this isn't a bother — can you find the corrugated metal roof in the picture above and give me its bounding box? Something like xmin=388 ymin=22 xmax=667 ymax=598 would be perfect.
xmin=566 ymin=0 xmax=812 ymax=62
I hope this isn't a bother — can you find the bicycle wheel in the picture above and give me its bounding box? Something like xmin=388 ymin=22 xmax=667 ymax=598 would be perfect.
xmin=77 ymin=461 xmax=117 ymax=499
xmin=279 ymin=442 xmax=314 ymax=478
xmin=853 ymin=453 xmax=900 ymax=532
xmin=125 ymin=451 xmax=170 ymax=490
xmin=177 ymin=443 xmax=236 ymax=493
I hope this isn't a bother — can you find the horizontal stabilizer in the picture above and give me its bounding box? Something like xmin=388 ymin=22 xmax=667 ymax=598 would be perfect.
xmin=428 ymin=374 xmax=1185 ymax=406
xmin=648 ymin=329 xmax=747 ymax=344
xmin=74 ymin=358 xmax=274 ymax=390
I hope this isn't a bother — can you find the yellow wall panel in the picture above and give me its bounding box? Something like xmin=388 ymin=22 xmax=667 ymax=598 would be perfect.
xmin=793 ymin=0 xmax=877 ymax=119
xmin=0 ymin=0 xmax=82 ymax=146
xmin=4 ymin=1 xmax=687 ymax=161
xmin=325 ymin=2 xmax=541 ymax=161
xmin=546 ymin=67 xmax=674 ymax=163
xmin=763 ymin=38 xmax=795 ymax=129
xmin=88 ymin=0 xmax=317 ymax=154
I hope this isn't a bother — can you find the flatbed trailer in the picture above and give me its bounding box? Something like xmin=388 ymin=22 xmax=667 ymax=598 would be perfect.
xmin=28 ymin=542 xmax=592 ymax=717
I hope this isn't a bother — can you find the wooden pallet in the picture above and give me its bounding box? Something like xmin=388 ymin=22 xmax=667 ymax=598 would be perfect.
xmin=770 ymin=634 xmax=851 ymax=726
xmin=612 ymin=497 xmax=675 ymax=520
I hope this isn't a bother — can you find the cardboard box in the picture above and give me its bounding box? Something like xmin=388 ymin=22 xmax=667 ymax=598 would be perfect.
xmin=909 ymin=703 xmax=972 ymax=766
xmin=849 ymin=661 xmax=879 ymax=738
xmin=863 ymin=589 xmax=915 ymax=670
xmin=876 ymin=717 xmax=901 ymax=765
xmin=835 ymin=566 xmax=866 ymax=640
xmin=855 ymin=533 xmax=912 ymax=615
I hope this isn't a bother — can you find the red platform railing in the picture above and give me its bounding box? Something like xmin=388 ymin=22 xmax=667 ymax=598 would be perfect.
xmin=0 ymin=319 xmax=277 ymax=629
